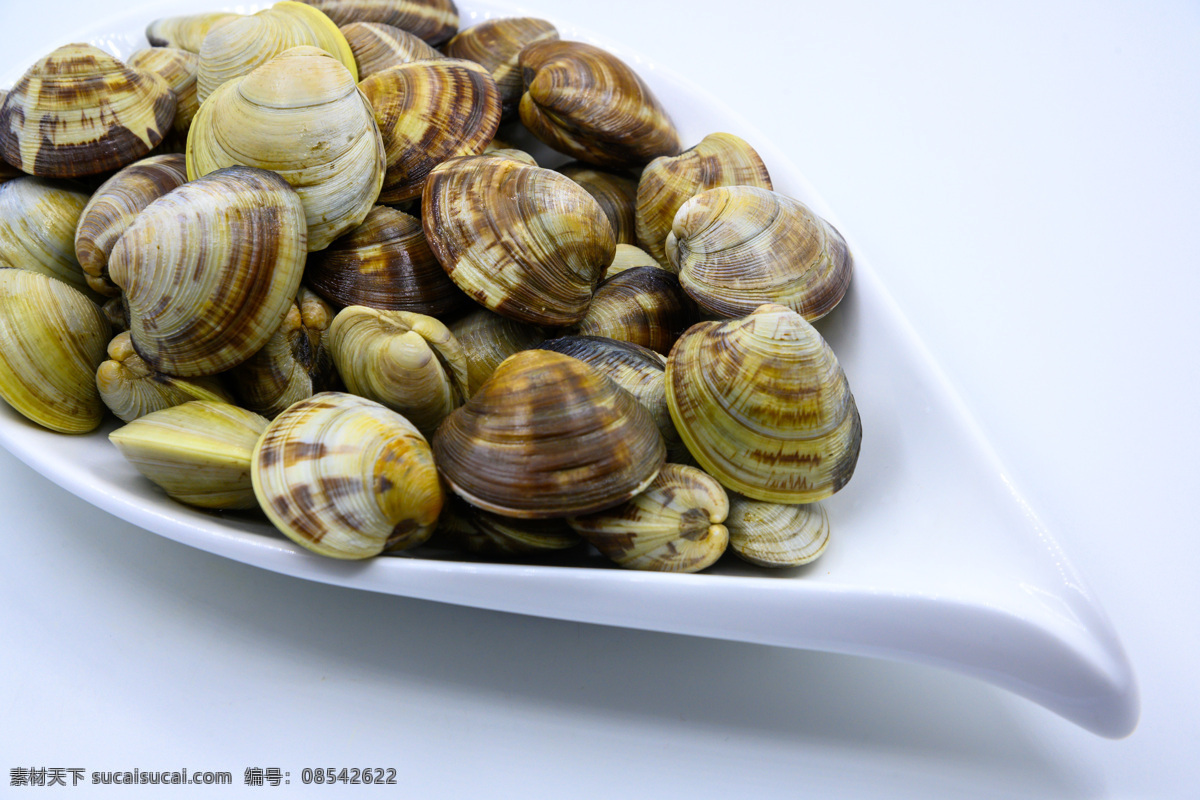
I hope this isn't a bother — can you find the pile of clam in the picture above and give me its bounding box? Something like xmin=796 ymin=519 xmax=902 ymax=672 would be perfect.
xmin=0 ymin=0 xmax=860 ymax=573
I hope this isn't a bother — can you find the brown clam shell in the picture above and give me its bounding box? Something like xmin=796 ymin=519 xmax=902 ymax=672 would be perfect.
xmin=74 ymin=154 xmax=189 ymax=297
xmin=574 ymin=266 xmax=694 ymax=355
xmin=558 ymin=162 xmax=639 ymax=245
xmin=360 ymin=58 xmax=503 ymax=204
xmin=340 ymin=21 xmax=440 ymax=78
xmin=518 ymin=40 xmax=681 ymax=170
xmin=0 ymin=44 xmax=176 ymax=179
xmin=442 ymin=17 xmax=558 ymax=117
xmin=297 ymin=0 xmax=459 ymax=46
xmin=305 ymin=205 xmax=467 ymax=315
xmin=635 ymin=132 xmax=773 ymax=268
xmin=431 ymin=349 xmax=665 ymax=519
xmin=422 ymin=155 xmax=615 ymax=326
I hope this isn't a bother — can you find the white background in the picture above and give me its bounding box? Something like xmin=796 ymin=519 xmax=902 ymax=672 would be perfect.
xmin=2 ymin=0 xmax=1198 ymax=796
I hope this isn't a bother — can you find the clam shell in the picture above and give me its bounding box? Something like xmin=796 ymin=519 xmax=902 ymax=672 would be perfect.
xmin=127 ymin=48 xmax=201 ymax=141
xmin=187 ymin=46 xmax=386 ymax=252
xmin=146 ymin=12 xmax=240 ymax=52
xmin=534 ymin=335 xmax=685 ymax=461
xmin=0 ymin=176 xmax=91 ymax=292
xmin=446 ymin=306 xmax=544 ymax=396
xmin=568 ymin=463 xmax=729 ymax=573
xmin=0 ymin=93 xmax=19 ymax=186
xmin=109 ymin=400 xmax=268 ymax=510
xmin=725 ymin=495 xmax=830 ymax=567
xmin=227 ymin=288 xmax=338 ymax=419
xmin=97 ymin=331 xmax=234 ymax=423
xmin=108 ymin=165 xmax=308 ymax=377
xmin=297 ymin=0 xmax=459 ymax=46
xmin=636 ymin=132 xmax=772 ymax=268
xmin=74 ymin=154 xmax=189 ymax=297
xmin=305 ymin=205 xmax=466 ymax=315
xmin=359 ymin=58 xmax=502 ymax=204
xmin=665 ymin=304 xmax=861 ymax=504
xmin=436 ymin=496 xmax=581 ymax=557
xmin=327 ymin=305 xmax=468 ymax=436
xmin=432 ymin=349 xmax=665 ymax=519
xmin=0 ymin=44 xmax=175 ymax=178
xmin=340 ymin=22 xmax=440 ymax=79
xmin=196 ymin=1 xmax=358 ymax=102
xmin=0 ymin=270 xmax=110 ymax=433
xmin=252 ymin=391 xmax=444 ymax=559
xmin=574 ymin=266 xmax=694 ymax=355
xmin=558 ymin=162 xmax=639 ymax=245
xmin=518 ymin=40 xmax=681 ymax=170
xmin=422 ymin=155 xmax=615 ymax=326
xmin=443 ymin=17 xmax=558 ymax=117
xmin=667 ymin=186 xmax=853 ymax=321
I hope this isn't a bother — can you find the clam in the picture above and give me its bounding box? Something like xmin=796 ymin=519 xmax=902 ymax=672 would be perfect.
xmin=0 ymin=44 xmax=175 ymax=178
xmin=74 ymin=154 xmax=189 ymax=297
xmin=605 ymin=244 xmax=660 ymax=279
xmin=636 ymin=132 xmax=773 ymax=267
xmin=667 ymin=186 xmax=853 ymax=321
xmin=327 ymin=306 xmax=468 ymax=436
xmin=432 ymin=349 xmax=665 ymax=519
xmin=97 ymin=331 xmax=234 ymax=423
xmin=0 ymin=177 xmax=91 ymax=293
xmin=666 ymin=304 xmax=861 ymax=504
xmin=305 ymin=205 xmax=466 ymax=315
xmin=339 ymin=21 xmax=440 ymax=78
xmin=568 ymin=464 xmax=729 ymax=573
xmin=446 ymin=306 xmax=544 ymax=396
xmin=146 ymin=12 xmax=240 ymax=52
xmin=574 ymin=266 xmax=694 ymax=355
xmin=359 ymin=58 xmax=502 ymax=204
xmin=558 ymin=162 xmax=639 ymax=245
xmin=436 ymin=496 xmax=581 ymax=557
xmin=108 ymin=165 xmax=308 ymax=377
xmin=196 ymin=1 xmax=358 ymax=102
xmin=227 ymin=288 xmax=339 ymax=419
xmin=422 ymin=155 xmax=615 ymax=326
xmin=296 ymin=0 xmax=459 ymax=46
xmin=0 ymin=270 xmax=110 ymax=433
xmin=725 ymin=495 xmax=830 ymax=567
xmin=518 ymin=40 xmax=681 ymax=170
xmin=127 ymin=48 xmax=201 ymax=145
xmin=187 ymin=46 xmax=386 ymax=252
xmin=443 ymin=17 xmax=558 ymax=117
xmin=252 ymin=391 xmax=444 ymax=559
xmin=109 ymin=401 xmax=268 ymax=510
xmin=535 ymin=335 xmax=685 ymax=461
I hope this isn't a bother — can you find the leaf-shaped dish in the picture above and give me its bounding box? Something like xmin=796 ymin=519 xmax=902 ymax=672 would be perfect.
xmin=0 ymin=0 xmax=1138 ymax=738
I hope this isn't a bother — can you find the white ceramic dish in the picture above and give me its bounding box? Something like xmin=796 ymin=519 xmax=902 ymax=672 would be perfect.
xmin=0 ymin=0 xmax=1138 ymax=738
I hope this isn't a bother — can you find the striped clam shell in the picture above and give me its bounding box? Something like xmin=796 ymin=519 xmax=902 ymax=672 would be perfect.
xmin=127 ymin=48 xmax=201 ymax=142
xmin=667 ymin=186 xmax=853 ymax=322
xmin=297 ymin=0 xmax=460 ymax=46
xmin=726 ymin=496 xmax=830 ymax=568
xmin=196 ymin=1 xmax=358 ymax=102
xmin=360 ymin=58 xmax=502 ymax=204
xmin=0 ymin=44 xmax=175 ymax=178
xmin=74 ymin=154 xmax=189 ymax=297
xmin=665 ymin=304 xmax=861 ymax=504
xmin=574 ymin=266 xmax=695 ymax=356
xmin=518 ymin=40 xmax=681 ymax=170
xmin=432 ymin=349 xmax=665 ymax=519
xmin=558 ymin=162 xmax=639 ymax=246
xmin=252 ymin=392 xmax=444 ymax=559
xmin=0 ymin=270 xmax=110 ymax=434
xmin=443 ymin=17 xmax=558 ymax=117
xmin=0 ymin=176 xmax=91 ymax=293
xmin=187 ymin=46 xmax=386 ymax=252
xmin=636 ymin=132 xmax=773 ymax=268
xmin=340 ymin=21 xmax=440 ymax=78
xmin=568 ymin=464 xmax=730 ymax=573
xmin=422 ymin=155 xmax=615 ymax=327
xmin=108 ymin=166 xmax=308 ymax=377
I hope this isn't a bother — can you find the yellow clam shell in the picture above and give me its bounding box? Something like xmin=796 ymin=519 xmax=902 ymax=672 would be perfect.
xmin=97 ymin=331 xmax=234 ymax=423
xmin=0 ymin=176 xmax=91 ymax=293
